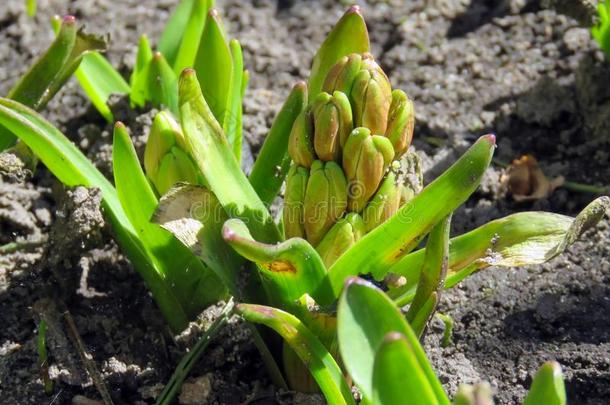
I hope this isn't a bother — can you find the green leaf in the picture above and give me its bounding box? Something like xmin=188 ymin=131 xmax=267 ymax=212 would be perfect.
xmin=75 ymin=52 xmax=130 ymax=122
xmin=222 ymin=218 xmax=334 ymax=307
xmin=178 ymin=69 xmax=281 ymax=244
xmin=406 ymin=214 xmax=451 ymax=337
xmin=223 ymin=40 xmax=244 ymax=161
xmin=249 ymin=82 xmax=307 ymax=206
xmin=158 ymin=0 xmax=200 ymax=66
xmin=523 ymin=362 xmax=566 ymax=405
xmin=193 ymin=9 xmax=232 ymax=124
xmin=173 ymin=0 xmax=214 ymax=74
xmin=372 ymin=332 xmax=442 ymax=405
xmin=26 ymin=0 xmax=37 ymax=17
xmin=113 ymin=123 xmax=225 ymax=316
xmin=0 ymin=97 xmax=188 ymax=332
xmin=1 ymin=16 xmax=106 ymax=149
xmin=328 ymin=135 xmax=496 ymax=297
xmin=337 ymin=277 xmax=449 ymax=405
xmin=390 ymin=197 xmax=609 ymax=305
xmin=236 ymin=304 xmax=355 ymax=405
xmin=130 ymin=35 xmax=153 ymax=108
xmin=48 ymin=15 xmax=130 ymax=122
xmin=148 ymin=52 xmax=179 ymax=116
xmin=308 ymin=6 xmax=369 ymax=100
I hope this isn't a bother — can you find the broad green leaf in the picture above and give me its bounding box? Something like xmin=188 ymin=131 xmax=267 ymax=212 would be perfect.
xmin=308 ymin=6 xmax=369 ymax=100
xmin=173 ymin=0 xmax=213 ymax=74
xmin=178 ymin=69 xmax=281 ymax=244
xmin=523 ymin=362 xmax=566 ymax=405
xmin=328 ymin=135 xmax=496 ymax=297
xmin=222 ymin=218 xmax=334 ymax=307
xmin=148 ymin=52 xmax=179 ymax=116
xmin=0 ymin=97 xmax=188 ymax=332
xmin=75 ymin=52 xmax=130 ymax=122
xmin=249 ymin=82 xmax=307 ymax=206
xmin=193 ymin=9 xmax=232 ymax=124
xmin=372 ymin=332 xmax=441 ymax=405
xmin=406 ymin=214 xmax=451 ymax=337
xmin=113 ymin=124 xmax=225 ymax=316
xmin=223 ymin=40 xmax=244 ymax=160
xmin=1 ymin=16 xmax=106 ymax=149
xmin=236 ymin=304 xmax=355 ymax=405
xmin=337 ymin=278 xmax=449 ymax=405
xmin=390 ymin=197 xmax=609 ymax=305
xmin=130 ymin=35 xmax=153 ymax=108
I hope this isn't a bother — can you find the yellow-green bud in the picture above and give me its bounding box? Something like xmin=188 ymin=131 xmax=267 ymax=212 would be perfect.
xmin=283 ymin=165 xmax=309 ymax=239
xmin=385 ymin=89 xmax=415 ymax=159
xmin=154 ymin=146 xmax=199 ymax=195
xmin=342 ymin=127 xmax=395 ymax=213
xmin=361 ymin=172 xmax=401 ymax=232
xmin=323 ymin=53 xmax=392 ymax=135
xmin=316 ymin=212 xmax=366 ymax=267
xmin=322 ymin=53 xmax=363 ymax=95
xmin=303 ymin=160 xmax=348 ymax=246
xmin=288 ymin=110 xmax=316 ymax=168
xmin=311 ymin=91 xmax=353 ymax=161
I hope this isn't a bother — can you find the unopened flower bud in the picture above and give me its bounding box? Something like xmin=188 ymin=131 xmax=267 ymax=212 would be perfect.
xmin=283 ymin=165 xmax=309 ymax=239
xmin=288 ymin=110 xmax=316 ymax=168
xmin=385 ymin=89 xmax=415 ymax=159
xmin=303 ymin=160 xmax=348 ymax=246
xmin=154 ymin=146 xmax=199 ymax=195
xmin=316 ymin=212 xmax=366 ymax=267
xmin=362 ymin=172 xmax=401 ymax=232
xmin=342 ymin=127 xmax=395 ymax=213
xmin=311 ymin=91 xmax=353 ymax=161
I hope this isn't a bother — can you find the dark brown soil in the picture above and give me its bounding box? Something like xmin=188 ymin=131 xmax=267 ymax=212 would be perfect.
xmin=1 ymin=0 xmax=609 ymax=404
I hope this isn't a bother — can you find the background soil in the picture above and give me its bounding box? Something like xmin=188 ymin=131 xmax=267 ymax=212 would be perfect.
xmin=1 ymin=0 xmax=609 ymax=404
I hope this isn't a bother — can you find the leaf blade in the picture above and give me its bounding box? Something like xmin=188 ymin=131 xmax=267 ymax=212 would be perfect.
xmin=328 ymin=135 xmax=496 ymax=297
xmin=236 ymin=304 xmax=355 ymax=405
xmin=308 ymin=6 xmax=369 ymax=99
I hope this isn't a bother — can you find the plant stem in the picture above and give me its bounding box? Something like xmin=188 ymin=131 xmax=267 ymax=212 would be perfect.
xmin=155 ymin=298 xmax=235 ymax=405
xmin=435 ymin=313 xmax=454 ymax=348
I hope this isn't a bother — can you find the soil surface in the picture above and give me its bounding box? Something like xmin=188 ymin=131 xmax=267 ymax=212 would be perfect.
xmin=1 ymin=0 xmax=609 ymax=404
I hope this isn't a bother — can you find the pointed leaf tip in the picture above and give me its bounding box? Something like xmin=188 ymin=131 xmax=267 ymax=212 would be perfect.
xmin=346 ymin=5 xmax=362 ymax=15
xmin=114 ymin=121 xmax=126 ymax=130
xmin=483 ymin=133 xmax=496 ymax=145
